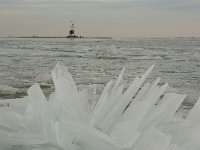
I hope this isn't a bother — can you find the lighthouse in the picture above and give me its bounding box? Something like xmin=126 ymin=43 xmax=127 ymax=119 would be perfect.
xmin=67 ymin=21 xmax=83 ymax=38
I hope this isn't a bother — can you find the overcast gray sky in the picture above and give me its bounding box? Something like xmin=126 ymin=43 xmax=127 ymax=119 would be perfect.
xmin=0 ymin=0 xmax=200 ymax=37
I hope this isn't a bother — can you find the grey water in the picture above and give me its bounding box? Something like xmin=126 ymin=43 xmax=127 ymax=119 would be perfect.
xmin=0 ymin=37 xmax=200 ymax=111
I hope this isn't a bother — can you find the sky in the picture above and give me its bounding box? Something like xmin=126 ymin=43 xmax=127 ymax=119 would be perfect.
xmin=0 ymin=0 xmax=200 ymax=37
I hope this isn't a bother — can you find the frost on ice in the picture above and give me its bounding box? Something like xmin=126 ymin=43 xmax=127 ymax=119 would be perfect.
xmin=0 ymin=62 xmax=200 ymax=150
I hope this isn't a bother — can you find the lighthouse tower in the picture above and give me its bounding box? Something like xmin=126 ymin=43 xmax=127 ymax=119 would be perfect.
xmin=67 ymin=21 xmax=77 ymax=38
xmin=69 ymin=21 xmax=75 ymax=36
xmin=66 ymin=21 xmax=83 ymax=38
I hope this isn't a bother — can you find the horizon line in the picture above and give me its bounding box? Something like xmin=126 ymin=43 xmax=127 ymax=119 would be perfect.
xmin=0 ymin=36 xmax=200 ymax=39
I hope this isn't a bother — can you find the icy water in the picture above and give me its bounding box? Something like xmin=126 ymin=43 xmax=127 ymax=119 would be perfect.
xmin=0 ymin=37 xmax=200 ymax=110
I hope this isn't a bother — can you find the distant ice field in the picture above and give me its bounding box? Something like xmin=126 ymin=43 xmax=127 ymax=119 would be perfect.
xmin=0 ymin=37 xmax=199 ymax=111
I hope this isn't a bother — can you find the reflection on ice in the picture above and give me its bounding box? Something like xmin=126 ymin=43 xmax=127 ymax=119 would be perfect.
xmin=0 ymin=63 xmax=200 ymax=150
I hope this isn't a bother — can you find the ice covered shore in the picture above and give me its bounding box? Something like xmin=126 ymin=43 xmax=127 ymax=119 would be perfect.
xmin=0 ymin=63 xmax=200 ymax=150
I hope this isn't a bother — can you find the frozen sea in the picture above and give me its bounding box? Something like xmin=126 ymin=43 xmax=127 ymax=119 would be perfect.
xmin=0 ymin=37 xmax=200 ymax=112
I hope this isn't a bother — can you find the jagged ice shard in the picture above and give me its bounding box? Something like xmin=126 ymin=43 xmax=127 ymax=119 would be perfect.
xmin=0 ymin=62 xmax=200 ymax=150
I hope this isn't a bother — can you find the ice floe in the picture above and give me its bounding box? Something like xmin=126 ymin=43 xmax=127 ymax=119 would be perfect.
xmin=0 ymin=62 xmax=200 ymax=150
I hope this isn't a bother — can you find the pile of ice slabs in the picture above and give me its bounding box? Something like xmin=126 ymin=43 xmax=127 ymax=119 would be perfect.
xmin=0 ymin=62 xmax=200 ymax=150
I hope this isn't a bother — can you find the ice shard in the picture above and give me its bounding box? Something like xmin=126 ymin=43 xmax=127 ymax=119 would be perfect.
xmin=187 ymin=97 xmax=200 ymax=124
xmin=0 ymin=62 xmax=200 ymax=150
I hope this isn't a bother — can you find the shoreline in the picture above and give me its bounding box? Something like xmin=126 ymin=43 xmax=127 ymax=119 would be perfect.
xmin=0 ymin=36 xmax=113 ymax=39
